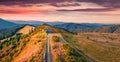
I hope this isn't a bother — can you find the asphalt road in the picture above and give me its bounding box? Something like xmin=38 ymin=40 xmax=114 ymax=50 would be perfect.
xmin=45 ymin=35 xmax=49 ymax=62
xmin=45 ymin=34 xmax=53 ymax=62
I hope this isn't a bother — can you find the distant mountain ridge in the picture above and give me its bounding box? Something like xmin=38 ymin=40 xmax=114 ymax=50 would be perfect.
xmin=54 ymin=23 xmax=110 ymax=33
xmin=1 ymin=18 xmax=120 ymax=33
xmin=54 ymin=23 xmax=120 ymax=33
xmin=0 ymin=18 xmax=17 ymax=29
xmin=94 ymin=25 xmax=120 ymax=33
xmin=12 ymin=21 xmax=65 ymax=26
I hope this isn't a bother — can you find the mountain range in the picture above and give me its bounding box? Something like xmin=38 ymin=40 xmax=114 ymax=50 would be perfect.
xmin=0 ymin=18 xmax=17 ymax=29
xmin=55 ymin=23 xmax=120 ymax=33
xmin=94 ymin=25 xmax=120 ymax=33
xmin=13 ymin=21 xmax=64 ymax=26
xmin=0 ymin=18 xmax=120 ymax=33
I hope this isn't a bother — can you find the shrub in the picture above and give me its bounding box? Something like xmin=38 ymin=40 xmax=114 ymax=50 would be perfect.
xmin=52 ymin=45 xmax=57 ymax=49
xmin=38 ymin=40 xmax=41 ymax=42
xmin=0 ymin=34 xmax=30 ymax=62
xmin=65 ymin=56 xmax=76 ymax=62
xmin=55 ymin=55 xmax=62 ymax=62
xmin=62 ymin=44 xmax=69 ymax=49
xmin=52 ymin=36 xmax=59 ymax=42
xmin=30 ymin=56 xmax=35 ymax=62
xmin=62 ymin=44 xmax=83 ymax=62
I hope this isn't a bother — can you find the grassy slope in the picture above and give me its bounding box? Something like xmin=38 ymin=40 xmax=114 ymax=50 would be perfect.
xmin=0 ymin=25 xmax=47 ymax=62
xmin=18 ymin=25 xmax=35 ymax=35
xmin=54 ymin=24 xmax=120 ymax=62
xmin=75 ymin=33 xmax=120 ymax=62
xmin=0 ymin=25 xmax=25 ymax=40
xmin=12 ymin=25 xmax=47 ymax=62
xmin=0 ymin=33 xmax=30 ymax=62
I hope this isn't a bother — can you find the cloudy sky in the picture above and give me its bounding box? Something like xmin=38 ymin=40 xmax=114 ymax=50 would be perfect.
xmin=0 ymin=0 xmax=120 ymax=24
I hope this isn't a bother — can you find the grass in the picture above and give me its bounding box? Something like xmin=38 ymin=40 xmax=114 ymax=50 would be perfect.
xmin=0 ymin=25 xmax=47 ymax=62
xmin=62 ymin=44 xmax=89 ymax=62
xmin=62 ymin=33 xmax=80 ymax=47
xmin=55 ymin=54 xmax=62 ymax=62
xmin=75 ymin=33 xmax=120 ymax=62
xmin=18 ymin=25 xmax=35 ymax=35
xmin=0 ymin=34 xmax=30 ymax=62
xmin=61 ymin=32 xmax=120 ymax=62
xmin=17 ymin=25 xmax=47 ymax=62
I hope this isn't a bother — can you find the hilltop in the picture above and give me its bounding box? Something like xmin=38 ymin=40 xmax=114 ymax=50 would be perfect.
xmin=18 ymin=25 xmax=35 ymax=34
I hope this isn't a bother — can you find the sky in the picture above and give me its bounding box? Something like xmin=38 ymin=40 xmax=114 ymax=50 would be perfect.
xmin=0 ymin=0 xmax=120 ymax=24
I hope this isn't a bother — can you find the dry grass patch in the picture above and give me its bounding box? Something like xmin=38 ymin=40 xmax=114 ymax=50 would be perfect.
xmin=75 ymin=33 xmax=120 ymax=62
xmin=50 ymin=36 xmax=66 ymax=62
xmin=12 ymin=28 xmax=47 ymax=62
xmin=18 ymin=25 xmax=35 ymax=35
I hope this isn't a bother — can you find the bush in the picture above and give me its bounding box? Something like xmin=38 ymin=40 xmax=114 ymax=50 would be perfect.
xmin=52 ymin=36 xmax=59 ymax=42
xmin=52 ymin=45 xmax=57 ymax=49
xmin=65 ymin=56 xmax=76 ymax=62
xmin=0 ymin=34 xmax=29 ymax=62
xmin=55 ymin=55 xmax=62 ymax=62
xmin=62 ymin=44 xmax=69 ymax=49
xmin=38 ymin=40 xmax=41 ymax=42
xmin=62 ymin=44 xmax=84 ymax=62
xmin=30 ymin=56 xmax=35 ymax=62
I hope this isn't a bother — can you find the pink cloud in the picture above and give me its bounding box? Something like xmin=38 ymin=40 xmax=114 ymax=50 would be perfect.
xmin=0 ymin=9 xmax=51 ymax=14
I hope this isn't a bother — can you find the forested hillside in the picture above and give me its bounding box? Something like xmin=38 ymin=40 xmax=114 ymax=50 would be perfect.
xmin=0 ymin=25 xmax=25 ymax=40
xmin=0 ymin=18 xmax=17 ymax=29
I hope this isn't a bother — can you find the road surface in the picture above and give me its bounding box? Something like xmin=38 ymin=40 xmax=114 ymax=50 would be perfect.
xmin=45 ymin=34 xmax=53 ymax=62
